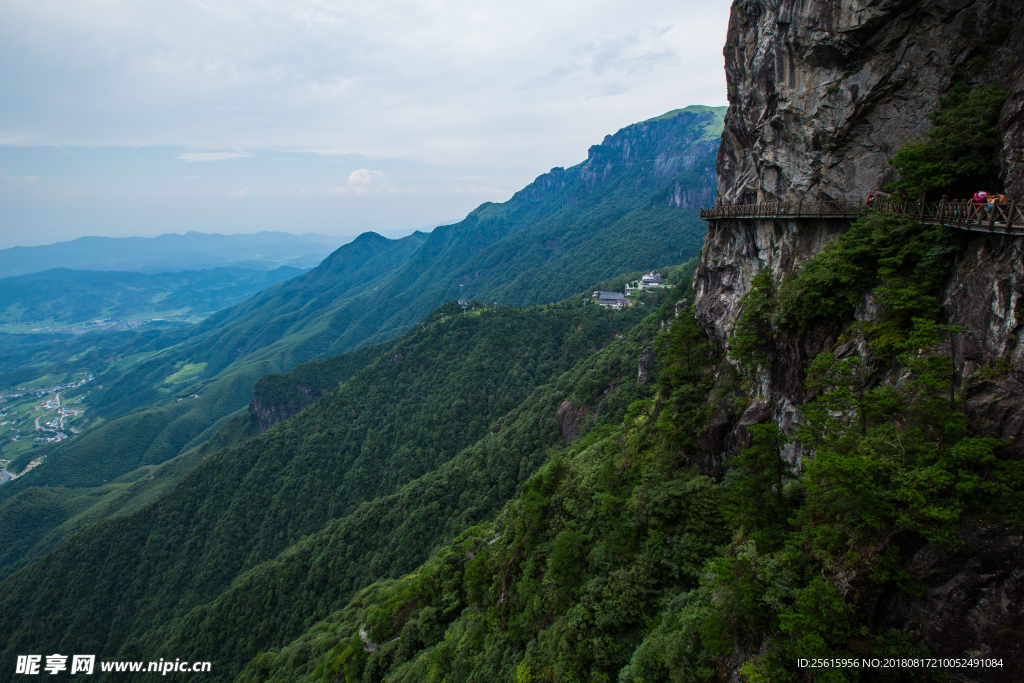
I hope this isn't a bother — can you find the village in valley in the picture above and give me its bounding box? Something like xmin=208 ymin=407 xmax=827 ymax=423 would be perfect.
xmin=0 ymin=373 xmax=95 ymax=483
xmin=592 ymin=271 xmax=665 ymax=309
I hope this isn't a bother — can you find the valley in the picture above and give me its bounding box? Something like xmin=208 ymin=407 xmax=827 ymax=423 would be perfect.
xmin=0 ymin=265 xmax=308 ymax=330
xmin=0 ymin=373 xmax=95 ymax=475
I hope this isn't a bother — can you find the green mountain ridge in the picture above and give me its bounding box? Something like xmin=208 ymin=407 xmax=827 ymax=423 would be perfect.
xmin=0 ymin=107 xmax=719 ymax=579
xmin=0 ymin=269 xmax=692 ymax=680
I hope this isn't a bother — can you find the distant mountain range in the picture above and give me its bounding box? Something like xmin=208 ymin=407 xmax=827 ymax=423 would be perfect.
xmin=0 ymin=231 xmax=346 ymax=278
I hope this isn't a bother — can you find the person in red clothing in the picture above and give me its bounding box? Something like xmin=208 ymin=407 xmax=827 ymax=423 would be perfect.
xmin=971 ymin=191 xmax=988 ymax=223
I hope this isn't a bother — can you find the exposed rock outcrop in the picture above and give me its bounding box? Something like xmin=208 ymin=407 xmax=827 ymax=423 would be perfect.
xmin=248 ymin=386 xmax=314 ymax=435
xmin=717 ymin=0 xmax=1024 ymax=206
xmin=696 ymin=0 xmax=1024 ymax=456
xmin=947 ymin=234 xmax=1024 ymax=456
xmin=637 ymin=347 xmax=656 ymax=385
xmin=511 ymin=107 xmax=721 ymax=211
xmin=554 ymin=401 xmax=587 ymax=444
xmin=896 ymin=524 xmax=1024 ymax=667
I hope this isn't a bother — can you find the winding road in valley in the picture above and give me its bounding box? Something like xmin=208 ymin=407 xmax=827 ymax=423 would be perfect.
xmin=33 ymin=392 xmax=61 ymax=432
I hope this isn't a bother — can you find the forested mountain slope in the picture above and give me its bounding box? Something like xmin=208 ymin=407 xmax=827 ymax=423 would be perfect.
xmin=0 ymin=107 xmax=718 ymax=571
xmin=0 ymin=272 xmax=690 ymax=680
xmin=231 ymin=57 xmax=1024 ymax=679
xmin=1 ymin=230 xmax=428 ymax=487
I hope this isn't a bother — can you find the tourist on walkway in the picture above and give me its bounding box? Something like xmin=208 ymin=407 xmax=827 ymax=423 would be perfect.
xmin=971 ymin=191 xmax=988 ymax=223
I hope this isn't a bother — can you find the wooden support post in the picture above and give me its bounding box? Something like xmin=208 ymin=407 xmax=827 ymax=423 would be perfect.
xmin=1009 ymin=201 xmax=1017 ymax=232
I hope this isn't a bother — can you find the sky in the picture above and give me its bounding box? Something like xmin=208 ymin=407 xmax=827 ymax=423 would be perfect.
xmin=0 ymin=0 xmax=730 ymax=249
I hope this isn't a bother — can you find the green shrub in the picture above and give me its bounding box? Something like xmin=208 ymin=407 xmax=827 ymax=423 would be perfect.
xmin=776 ymin=212 xmax=965 ymax=355
xmin=887 ymin=83 xmax=1008 ymax=200
xmin=728 ymin=270 xmax=777 ymax=373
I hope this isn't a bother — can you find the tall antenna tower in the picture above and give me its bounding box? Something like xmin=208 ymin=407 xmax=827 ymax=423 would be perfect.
xmin=459 ymin=284 xmax=467 ymax=313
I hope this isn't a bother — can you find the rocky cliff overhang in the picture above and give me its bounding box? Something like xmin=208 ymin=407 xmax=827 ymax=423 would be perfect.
xmin=717 ymin=0 xmax=1024 ymax=205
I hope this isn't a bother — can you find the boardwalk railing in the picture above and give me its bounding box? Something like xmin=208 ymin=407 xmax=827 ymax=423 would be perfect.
xmin=700 ymin=199 xmax=1024 ymax=236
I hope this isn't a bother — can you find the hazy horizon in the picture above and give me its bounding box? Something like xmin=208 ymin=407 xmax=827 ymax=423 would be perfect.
xmin=0 ymin=222 xmax=451 ymax=252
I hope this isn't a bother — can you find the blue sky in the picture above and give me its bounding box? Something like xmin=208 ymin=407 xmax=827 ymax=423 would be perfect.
xmin=0 ymin=0 xmax=730 ymax=249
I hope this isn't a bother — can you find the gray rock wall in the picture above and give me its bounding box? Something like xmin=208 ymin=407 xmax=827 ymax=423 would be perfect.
xmin=717 ymin=0 xmax=1024 ymax=206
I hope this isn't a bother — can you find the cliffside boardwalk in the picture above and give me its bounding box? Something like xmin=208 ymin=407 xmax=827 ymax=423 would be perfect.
xmin=700 ymin=199 xmax=1024 ymax=236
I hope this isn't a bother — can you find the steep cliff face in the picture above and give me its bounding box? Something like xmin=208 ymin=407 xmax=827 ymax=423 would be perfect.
xmin=947 ymin=234 xmax=1024 ymax=457
xmin=698 ymin=0 xmax=1024 ymax=443
xmin=694 ymin=0 xmax=1024 ymax=674
xmin=248 ymin=383 xmax=315 ymax=434
xmin=717 ymin=0 xmax=1024 ymax=205
xmin=510 ymin=105 xmax=722 ymax=211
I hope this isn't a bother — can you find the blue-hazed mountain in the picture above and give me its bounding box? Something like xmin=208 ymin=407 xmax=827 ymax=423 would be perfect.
xmin=0 ymin=231 xmax=344 ymax=278
xmin=0 ymin=106 xmax=721 ymax=580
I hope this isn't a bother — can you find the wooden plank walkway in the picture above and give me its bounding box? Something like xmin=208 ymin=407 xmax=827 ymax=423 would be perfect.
xmin=699 ymin=199 xmax=1024 ymax=236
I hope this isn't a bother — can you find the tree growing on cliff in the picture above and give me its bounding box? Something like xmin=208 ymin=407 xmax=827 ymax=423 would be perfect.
xmin=887 ymin=83 xmax=1008 ymax=200
xmin=728 ymin=270 xmax=777 ymax=377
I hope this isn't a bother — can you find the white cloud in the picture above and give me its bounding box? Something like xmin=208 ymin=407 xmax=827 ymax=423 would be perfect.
xmin=0 ymin=1 xmax=730 ymax=168
xmin=348 ymin=168 xmax=383 ymax=185
xmin=64 ymin=189 xmax=85 ymax=198
xmin=0 ymin=0 xmax=731 ymax=247
xmin=231 ymin=187 xmax=249 ymax=197
xmin=177 ymin=152 xmax=253 ymax=162
xmin=333 ymin=168 xmax=385 ymax=195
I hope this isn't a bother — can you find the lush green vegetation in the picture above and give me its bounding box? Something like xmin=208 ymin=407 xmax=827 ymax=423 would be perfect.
xmin=0 ymin=231 xmax=428 ymax=486
xmin=2 ymin=79 xmax=1018 ymax=682
xmin=0 ymin=274 xmax=688 ymax=676
xmin=225 ymin=221 xmax=1020 ymax=683
xmin=760 ymin=212 xmax=968 ymax=357
xmin=887 ymin=83 xmax=1008 ymax=200
xmin=1 ymin=194 xmax=1020 ymax=682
